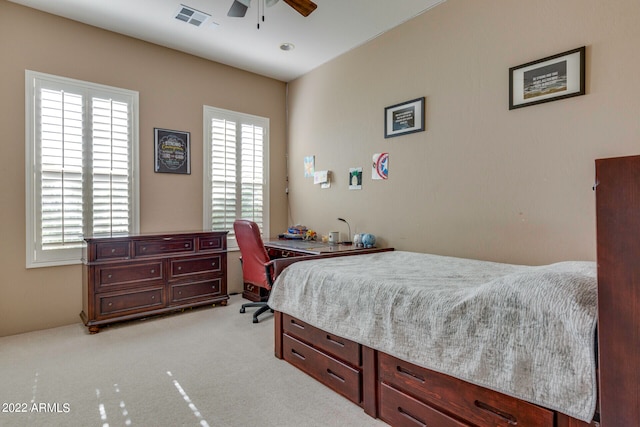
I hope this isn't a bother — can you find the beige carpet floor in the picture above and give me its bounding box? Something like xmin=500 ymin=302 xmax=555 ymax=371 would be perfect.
xmin=0 ymin=294 xmax=385 ymax=427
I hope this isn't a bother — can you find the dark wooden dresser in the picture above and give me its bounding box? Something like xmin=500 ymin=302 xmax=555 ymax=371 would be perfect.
xmin=81 ymin=231 xmax=228 ymax=333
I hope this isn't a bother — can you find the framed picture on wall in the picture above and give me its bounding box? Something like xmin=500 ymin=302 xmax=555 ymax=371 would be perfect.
xmin=154 ymin=128 xmax=191 ymax=174
xmin=384 ymin=97 xmax=425 ymax=138
xmin=509 ymin=46 xmax=585 ymax=110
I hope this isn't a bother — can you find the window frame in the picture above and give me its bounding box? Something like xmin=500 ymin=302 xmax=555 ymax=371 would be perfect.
xmin=202 ymin=105 xmax=270 ymax=250
xmin=25 ymin=70 xmax=139 ymax=268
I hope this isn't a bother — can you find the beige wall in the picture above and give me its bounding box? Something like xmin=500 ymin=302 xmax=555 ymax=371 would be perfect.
xmin=0 ymin=1 xmax=288 ymax=336
xmin=287 ymin=0 xmax=640 ymax=265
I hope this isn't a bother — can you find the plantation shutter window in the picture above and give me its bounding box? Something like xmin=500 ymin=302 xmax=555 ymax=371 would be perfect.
xmin=204 ymin=106 xmax=269 ymax=249
xmin=26 ymin=71 xmax=139 ymax=268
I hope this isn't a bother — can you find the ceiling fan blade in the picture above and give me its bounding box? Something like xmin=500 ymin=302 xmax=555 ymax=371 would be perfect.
xmin=282 ymin=0 xmax=317 ymax=17
xmin=228 ymin=0 xmax=251 ymax=17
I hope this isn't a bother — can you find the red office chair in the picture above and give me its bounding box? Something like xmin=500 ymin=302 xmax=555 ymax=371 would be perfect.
xmin=233 ymin=219 xmax=276 ymax=323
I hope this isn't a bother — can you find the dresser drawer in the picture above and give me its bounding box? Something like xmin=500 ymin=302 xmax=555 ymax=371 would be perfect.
xmin=94 ymin=241 xmax=130 ymax=260
xmin=379 ymin=353 xmax=554 ymax=427
xmin=380 ymin=382 xmax=470 ymax=427
xmin=96 ymin=287 xmax=164 ymax=318
xmin=134 ymin=238 xmax=194 ymax=256
xmin=170 ymin=278 xmax=222 ymax=304
xmin=198 ymin=235 xmax=225 ymax=251
xmin=169 ymin=255 xmax=222 ymax=278
xmin=283 ymin=334 xmax=361 ymax=405
xmin=283 ymin=314 xmax=360 ymax=366
xmin=96 ymin=261 xmax=163 ymax=291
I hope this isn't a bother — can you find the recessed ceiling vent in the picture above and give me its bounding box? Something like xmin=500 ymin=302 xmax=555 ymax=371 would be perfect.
xmin=175 ymin=5 xmax=210 ymax=27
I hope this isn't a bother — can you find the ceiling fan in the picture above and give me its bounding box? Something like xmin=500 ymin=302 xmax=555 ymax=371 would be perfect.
xmin=228 ymin=0 xmax=317 ymax=18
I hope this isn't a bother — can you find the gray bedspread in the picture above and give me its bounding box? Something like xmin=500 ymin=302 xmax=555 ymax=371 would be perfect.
xmin=267 ymin=251 xmax=598 ymax=422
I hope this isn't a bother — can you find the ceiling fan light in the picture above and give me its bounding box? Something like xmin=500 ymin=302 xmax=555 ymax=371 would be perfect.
xmin=280 ymin=43 xmax=295 ymax=51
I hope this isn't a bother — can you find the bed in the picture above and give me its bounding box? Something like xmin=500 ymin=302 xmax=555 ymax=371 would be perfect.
xmin=268 ymin=251 xmax=599 ymax=427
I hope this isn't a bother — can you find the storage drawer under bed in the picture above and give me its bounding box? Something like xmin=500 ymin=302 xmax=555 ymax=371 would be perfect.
xmin=283 ymin=334 xmax=362 ymax=405
xmin=378 ymin=353 xmax=554 ymax=427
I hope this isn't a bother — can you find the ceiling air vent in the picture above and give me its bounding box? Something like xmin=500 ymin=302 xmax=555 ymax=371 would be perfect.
xmin=175 ymin=5 xmax=210 ymax=27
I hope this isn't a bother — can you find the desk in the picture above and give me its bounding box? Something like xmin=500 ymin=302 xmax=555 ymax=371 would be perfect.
xmin=241 ymin=239 xmax=392 ymax=302
xmin=264 ymin=239 xmax=378 ymax=257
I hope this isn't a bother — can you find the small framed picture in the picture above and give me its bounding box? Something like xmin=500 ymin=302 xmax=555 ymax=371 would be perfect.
xmin=509 ymin=46 xmax=585 ymax=110
xmin=154 ymin=128 xmax=190 ymax=174
xmin=384 ymin=97 xmax=425 ymax=138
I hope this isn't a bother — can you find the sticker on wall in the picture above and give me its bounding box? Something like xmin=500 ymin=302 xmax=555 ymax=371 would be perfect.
xmin=304 ymin=156 xmax=315 ymax=178
xmin=372 ymin=153 xmax=389 ymax=180
xmin=314 ymin=170 xmax=331 ymax=189
xmin=349 ymin=167 xmax=362 ymax=190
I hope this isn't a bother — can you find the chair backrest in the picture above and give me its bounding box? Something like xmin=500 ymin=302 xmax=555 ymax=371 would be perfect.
xmin=233 ymin=219 xmax=273 ymax=289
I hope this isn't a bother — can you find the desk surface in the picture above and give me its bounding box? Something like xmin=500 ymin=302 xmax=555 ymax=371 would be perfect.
xmin=264 ymin=238 xmax=375 ymax=255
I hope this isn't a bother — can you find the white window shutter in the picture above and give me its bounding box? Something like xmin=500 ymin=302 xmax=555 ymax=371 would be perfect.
xmin=203 ymin=106 xmax=269 ymax=249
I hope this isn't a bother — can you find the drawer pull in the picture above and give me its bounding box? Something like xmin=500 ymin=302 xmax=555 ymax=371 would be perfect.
xmin=326 ymin=335 xmax=345 ymax=348
xmin=291 ymin=348 xmax=306 ymax=360
xmin=211 ymin=262 xmax=216 ymax=267
xmin=397 ymin=365 xmax=426 ymax=384
xmin=289 ymin=319 xmax=305 ymax=330
xmin=178 ymin=291 xmax=182 ymax=295
xmin=142 ymin=247 xmax=146 ymax=251
xmin=108 ymin=302 xmax=113 ymax=307
xmin=474 ymin=400 xmax=518 ymax=425
xmin=398 ymin=407 xmax=427 ymax=427
xmin=107 ymin=274 xmax=112 ymax=279
xmin=111 ymin=248 xmax=116 ymax=253
xmin=326 ymin=369 xmax=345 ymax=383
xmin=247 ymin=285 xmax=254 ymax=291
xmin=151 ymin=296 xmax=155 ymax=300
xmin=178 ymin=266 xmax=182 ymax=271
xmin=151 ymin=269 xmax=155 ymax=273
xmin=184 ymin=243 xmax=189 ymax=248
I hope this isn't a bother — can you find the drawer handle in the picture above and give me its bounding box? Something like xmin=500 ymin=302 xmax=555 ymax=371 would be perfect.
xmin=398 ymin=407 xmax=427 ymax=427
xmin=151 ymin=296 xmax=155 ymax=300
xmin=289 ymin=319 xmax=305 ymax=330
xmin=178 ymin=291 xmax=182 ymax=295
xmin=211 ymin=262 xmax=216 ymax=267
xmin=397 ymin=365 xmax=426 ymax=384
xmin=326 ymin=335 xmax=345 ymax=348
xmin=326 ymin=369 xmax=345 ymax=383
xmin=142 ymin=247 xmax=146 ymax=251
xmin=111 ymin=248 xmax=116 ymax=253
xmin=184 ymin=243 xmax=189 ymax=248
xmin=108 ymin=302 xmax=113 ymax=307
xmin=474 ymin=400 xmax=518 ymax=425
xmin=107 ymin=274 xmax=112 ymax=279
xmin=290 ymin=348 xmax=306 ymax=360
xmin=178 ymin=266 xmax=182 ymax=271
xmin=247 ymin=285 xmax=254 ymax=291
xmin=151 ymin=269 xmax=155 ymax=273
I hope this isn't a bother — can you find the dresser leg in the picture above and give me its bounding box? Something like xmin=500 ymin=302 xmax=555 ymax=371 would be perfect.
xmin=88 ymin=325 xmax=100 ymax=334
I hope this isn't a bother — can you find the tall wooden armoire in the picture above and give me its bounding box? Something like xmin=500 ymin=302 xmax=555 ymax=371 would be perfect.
xmin=595 ymin=155 xmax=640 ymax=426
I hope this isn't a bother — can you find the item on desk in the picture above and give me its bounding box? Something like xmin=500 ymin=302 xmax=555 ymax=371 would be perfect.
xmin=303 ymin=229 xmax=317 ymax=241
xmin=321 ymin=235 xmax=329 ymax=243
xmin=361 ymin=233 xmax=376 ymax=248
xmin=353 ymin=233 xmax=363 ymax=247
xmin=328 ymin=231 xmax=340 ymax=244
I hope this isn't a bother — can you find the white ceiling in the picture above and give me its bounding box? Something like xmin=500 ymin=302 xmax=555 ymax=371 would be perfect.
xmin=9 ymin=0 xmax=445 ymax=82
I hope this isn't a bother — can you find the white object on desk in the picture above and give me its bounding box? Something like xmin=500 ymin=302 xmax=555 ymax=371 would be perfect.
xmin=328 ymin=231 xmax=339 ymax=244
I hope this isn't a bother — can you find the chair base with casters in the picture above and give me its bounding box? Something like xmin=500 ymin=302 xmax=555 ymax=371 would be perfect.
xmin=239 ymin=301 xmax=274 ymax=323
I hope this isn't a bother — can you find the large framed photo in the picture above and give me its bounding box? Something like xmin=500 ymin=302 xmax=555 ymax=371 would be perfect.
xmin=384 ymin=97 xmax=425 ymax=138
xmin=154 ymin=128 xmax=190 ymax=174
xmin=509 ymin=46 xmax=585 ymax=110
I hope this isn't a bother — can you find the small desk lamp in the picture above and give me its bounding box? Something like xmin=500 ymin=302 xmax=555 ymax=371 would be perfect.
xmin=337 ymin=218 xmax=352 ymax=245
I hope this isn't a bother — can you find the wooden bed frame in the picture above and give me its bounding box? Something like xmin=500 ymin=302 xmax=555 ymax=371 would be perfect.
xmin=273 ymin=309 xmax=598 ymax=427
xmin=267 ymin=155 xmax=640 ymax=427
